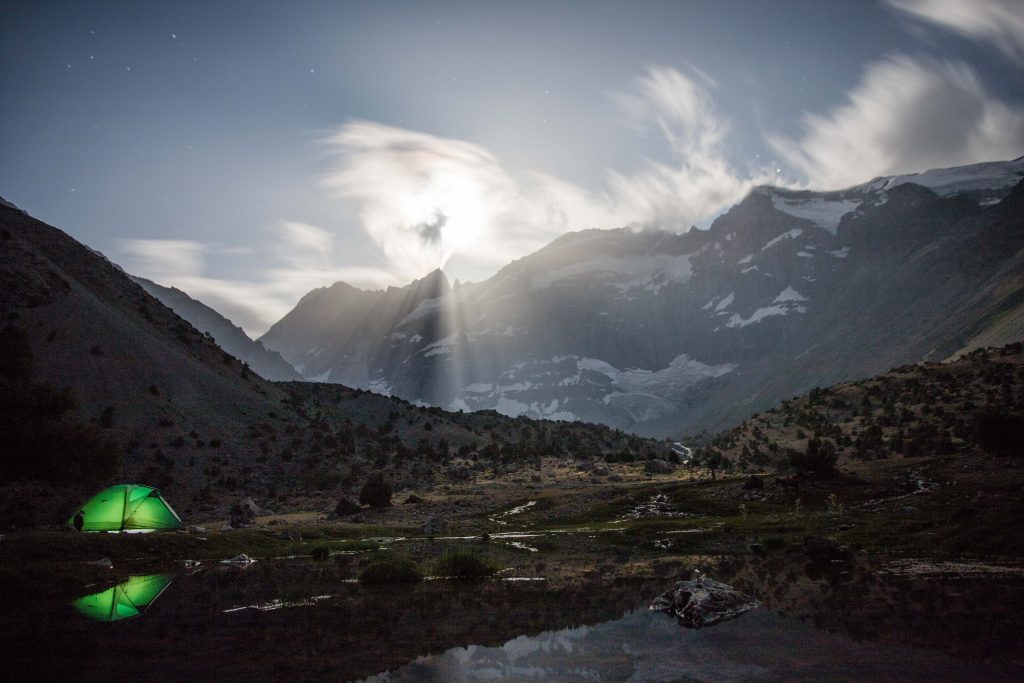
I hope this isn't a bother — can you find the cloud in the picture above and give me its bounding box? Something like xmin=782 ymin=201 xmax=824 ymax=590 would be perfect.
xmin=888 ymin=0 xmax=1024 ymax=65
xmin=321 ymin=66 xmax=758 ymax=282
xmin=767 ymin=55 xmax=1024 ymax=189
xmin=608 ymin=66 xmax=768 ymax=230
xmin=118 ymin=224 xmax=396 ymax=336
xmin=115 ymin=66 xmax=772 ymax=334
xmin=321 ymin=120 xmax=625 ymax=279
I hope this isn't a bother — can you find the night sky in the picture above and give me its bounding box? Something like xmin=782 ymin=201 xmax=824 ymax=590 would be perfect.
xmin=2 ymin=0 xmax=1023 ymax=334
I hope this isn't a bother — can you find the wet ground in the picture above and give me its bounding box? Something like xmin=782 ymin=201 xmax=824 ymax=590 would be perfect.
xmin=4 ymin=552 xmax=1023 ymax=682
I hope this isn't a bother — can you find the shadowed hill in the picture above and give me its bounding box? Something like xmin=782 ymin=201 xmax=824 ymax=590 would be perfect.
xmin=0 ymin=203 xmax=666 ymax=527
xmin=688 ymin=341 xmax=1024 ymax=475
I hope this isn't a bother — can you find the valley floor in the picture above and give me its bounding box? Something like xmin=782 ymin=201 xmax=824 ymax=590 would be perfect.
xmin=3 ymin=453 xmax=1023 ymax=679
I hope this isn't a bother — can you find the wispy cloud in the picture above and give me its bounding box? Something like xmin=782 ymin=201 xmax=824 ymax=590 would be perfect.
xmin=767 ymin=55 xmax=1024 ymax=189
xmin=608 ymin=66 xmax=764 ymax=230
xmin=888 ymin=0 xmax=1024 ymax=65
xmin=118 ymin=223 xmax=396 ymax=336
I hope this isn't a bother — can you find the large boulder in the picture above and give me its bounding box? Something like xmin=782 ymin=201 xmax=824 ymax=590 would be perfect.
xmin=230 ymin=497 xmax=261 ymax=528
xmin=333 ymin=497 xmax=361 ymax=516
xmin=650 ymin=574 xmax=760 ymax=629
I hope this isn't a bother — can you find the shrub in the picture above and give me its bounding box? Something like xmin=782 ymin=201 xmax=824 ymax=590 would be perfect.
xmin=433 ymin=549 xmax=499 ymax=580
xmin=788 ymin=438 xmax=839 ymax=476
xmin=358 ymin=556 xmax=422 ymax=585
xmin=359 ymin=471 xmax=392 ymax=508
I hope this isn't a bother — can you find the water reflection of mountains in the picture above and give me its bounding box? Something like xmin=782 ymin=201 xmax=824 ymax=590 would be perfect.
xmin=7 ymin=555 xmax=1023 ymax=680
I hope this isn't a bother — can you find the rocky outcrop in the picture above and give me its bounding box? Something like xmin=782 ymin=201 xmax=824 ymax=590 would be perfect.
xmin=650 ymin=575 xmax=760 ymax=629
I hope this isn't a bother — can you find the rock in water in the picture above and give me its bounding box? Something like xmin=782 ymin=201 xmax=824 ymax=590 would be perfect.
xmin=650 ymin=575 xmax=760 ymax=629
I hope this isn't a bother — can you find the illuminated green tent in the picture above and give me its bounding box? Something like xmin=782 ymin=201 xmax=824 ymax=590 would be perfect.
xmin=68 ymin=484 xmax=183 ymax=532
xmin=72 ymin=574 xmax=174 ymax=621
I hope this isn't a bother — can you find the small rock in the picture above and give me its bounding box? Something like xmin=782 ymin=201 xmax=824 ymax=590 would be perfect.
xmin=348 ymin=514 xmax=365 ymax=524
xmin=592 ymin=466 xmax=609 ymax=476
xmin=285 ymin=531 xmax=301 ymax=541
xmin=403 ymin=494 xmax=423 ymax=505
xmin=186 ymin=524 xmax=207 ymax=534
xmin=182 ymin=559 xmax=201 ymax=570
xmin=220 ymin=553 xmax=256 ymax=567
xmin=87 ymin=558 xmax=113 ymax=569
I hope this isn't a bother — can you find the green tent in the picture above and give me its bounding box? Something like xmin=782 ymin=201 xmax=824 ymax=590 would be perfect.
xmin=72 ymin=574 xmax=174 ymax=621
xmin=68 ymin=484 xmax=183 ymax=532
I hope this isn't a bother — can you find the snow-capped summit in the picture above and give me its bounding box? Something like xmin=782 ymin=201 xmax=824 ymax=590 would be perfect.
xmin=755 ymin=157 xmax=1024 ymax=233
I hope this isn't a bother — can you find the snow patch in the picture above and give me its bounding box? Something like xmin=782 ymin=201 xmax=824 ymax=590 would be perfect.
xmin=773 ymin=286 xmax=808 ymax=303
xmin=828 ymin=246 xmax=850 ymax=259
xmin=714 ymin=293 xmax=734 ymax=312
xmin=761 ymin=229 xmax=803 ymax=251
xmin=770 ymin=196 xmax=859 ymax=234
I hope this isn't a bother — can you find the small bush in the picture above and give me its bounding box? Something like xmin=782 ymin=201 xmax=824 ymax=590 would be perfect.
xmin=359 ymin=472 xmax=392 ymax=508
xmin=433 ymin=549 xmax=499 ymax=580
xmin=358 ymin=556 xmax=422 ymax=585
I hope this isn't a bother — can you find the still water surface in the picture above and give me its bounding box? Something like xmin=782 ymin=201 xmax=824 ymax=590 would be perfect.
xmin=5 ymin=555 xmax=1023 ymax=681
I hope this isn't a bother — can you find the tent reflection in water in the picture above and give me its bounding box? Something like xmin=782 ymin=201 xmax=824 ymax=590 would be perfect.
xmin=72 ymin=575 xmax=174 ymax=621
xmin=68 ymin=484 xmax=183 ymax=533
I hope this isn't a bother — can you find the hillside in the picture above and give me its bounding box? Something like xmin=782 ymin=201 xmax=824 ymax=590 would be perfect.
xmin=0 ymin=203 xmax=666 ymax=528
xmin=690 ymin=341 xmax=1024 ymax=475
xmin=132 ymin=276 xmax=302 ymax=381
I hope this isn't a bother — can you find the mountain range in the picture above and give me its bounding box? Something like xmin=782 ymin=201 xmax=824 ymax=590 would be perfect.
xmin=256 ymin=158 xmax=1024 ymax=437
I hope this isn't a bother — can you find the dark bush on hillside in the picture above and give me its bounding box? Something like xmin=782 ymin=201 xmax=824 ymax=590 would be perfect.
xmin=359 ymin=471 xmax=392 ymax=508
xmin=787 ymin=438 xmax=839 ymax=476
xmin=0 ymin=326 xmax=122 ymax=482
xmin=972 ymin=412 xmax=1024 ymax=456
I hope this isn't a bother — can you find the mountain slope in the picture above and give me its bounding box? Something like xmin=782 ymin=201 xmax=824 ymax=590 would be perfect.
xmin=261 ymin=158 xmax=1024 ymax=437
xmin=132 ymin=276 xmax=302 ymax=381
xmin=689 ymin=341 xmax=1024 ymax=474
xmin=0 ymin=202 xmax=664 ymax=526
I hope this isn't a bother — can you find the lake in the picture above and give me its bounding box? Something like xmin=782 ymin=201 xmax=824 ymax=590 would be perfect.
xmin=5 ymin=554 xmax=1023 ymax=681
